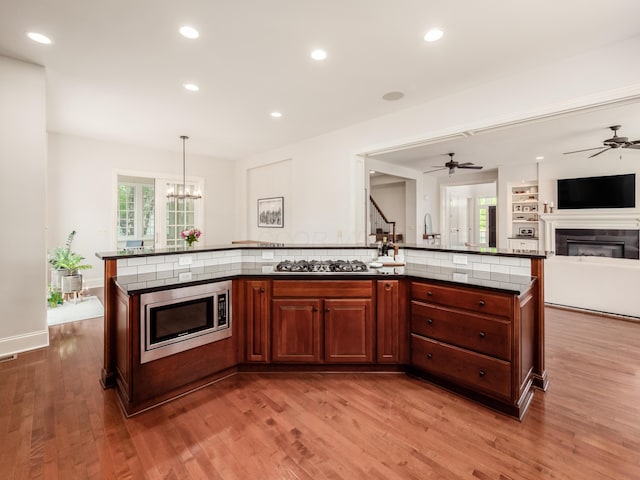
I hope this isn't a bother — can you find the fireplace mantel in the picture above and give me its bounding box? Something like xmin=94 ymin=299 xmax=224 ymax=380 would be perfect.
xmin=539 ymin=211 xmax=640 ymax=253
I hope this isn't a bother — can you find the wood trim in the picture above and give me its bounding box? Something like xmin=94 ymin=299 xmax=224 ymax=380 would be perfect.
xmin=100 ymin=258 xmax=117 ymax=389
xmin=530 ymin=258 xmax=548 ymax=391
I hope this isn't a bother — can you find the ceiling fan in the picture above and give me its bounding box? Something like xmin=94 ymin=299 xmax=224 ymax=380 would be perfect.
xmin=563 ymin=125 xmax=640 ymax=158
xmin=424 ymin=152 xmax=483 ymax=175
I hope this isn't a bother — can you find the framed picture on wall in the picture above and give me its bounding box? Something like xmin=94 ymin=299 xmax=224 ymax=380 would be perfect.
xmin=258 ymin=197 xmax=284 ymax=228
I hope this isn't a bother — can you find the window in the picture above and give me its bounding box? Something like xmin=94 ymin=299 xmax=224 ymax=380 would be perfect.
xmin=117 ymin=180 xmax=155 ymax=242
xmin=165 ymin=182 xmax=197 ymax=247
xmin=477 ymin=197 xmax=496 ymax=246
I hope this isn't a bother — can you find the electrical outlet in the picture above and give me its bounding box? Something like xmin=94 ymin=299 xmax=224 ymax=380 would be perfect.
xmin=453 ymin=272 xmax=468 ymax=283
xmin=179 ymin=272 xmax=192 ymax=281
xmin=179 ymin=255 xmax=192 ymax=266
xmin=453 ymin=255 xmax=468 ymax=265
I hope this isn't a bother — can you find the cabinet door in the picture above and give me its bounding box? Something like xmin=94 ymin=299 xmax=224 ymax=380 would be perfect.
xmin=272 ymin=299 xmax=322 ymax=363
xmin=324 ymin=298 xmax=373 ymax=363
xmin=245 ymin=280 xmax=270 ymax=362
xmin=376 ymin=280 xmax=405 ymax=363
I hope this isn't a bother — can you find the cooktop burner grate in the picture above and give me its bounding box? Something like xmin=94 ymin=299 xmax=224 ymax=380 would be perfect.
xmin=275 ymin=260 xmax=368 ymax=273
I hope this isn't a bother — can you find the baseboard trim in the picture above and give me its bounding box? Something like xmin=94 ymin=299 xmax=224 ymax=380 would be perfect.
xmin=545 ymin=302 xmax=640 ymax=323
xmin=0 ymin=329 xmax=49 ymax=357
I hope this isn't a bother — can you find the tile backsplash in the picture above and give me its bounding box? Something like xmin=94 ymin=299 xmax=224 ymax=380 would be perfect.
xmin=115 ymin=248 xmax=532 ymax=278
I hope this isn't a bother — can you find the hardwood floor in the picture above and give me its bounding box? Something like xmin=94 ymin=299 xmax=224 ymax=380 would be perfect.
xmin=1 ymin=302 xmax=639 ymax=479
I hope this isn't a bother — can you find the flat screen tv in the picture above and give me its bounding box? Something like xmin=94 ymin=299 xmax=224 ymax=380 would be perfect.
xmin=557 ymin=173 xmax=636 ymax=209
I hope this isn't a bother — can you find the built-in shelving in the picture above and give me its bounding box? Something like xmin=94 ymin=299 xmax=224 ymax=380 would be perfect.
xmin=509 ymin=183 xmax=540 ymax=250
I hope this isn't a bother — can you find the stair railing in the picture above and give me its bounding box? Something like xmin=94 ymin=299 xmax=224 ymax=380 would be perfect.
xmin=369 ymin=195 xmax=396 ymax=242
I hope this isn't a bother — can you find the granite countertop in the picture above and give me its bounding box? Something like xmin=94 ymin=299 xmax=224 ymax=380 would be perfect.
xmin=97 ymin=242 xmax=547 ymax=260
xmin=114 ymin=262 xmax=536 ymax=296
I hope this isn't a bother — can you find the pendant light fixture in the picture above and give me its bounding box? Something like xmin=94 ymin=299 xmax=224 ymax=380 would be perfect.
xmin=166 ymin=135 xmax=201 ymax=199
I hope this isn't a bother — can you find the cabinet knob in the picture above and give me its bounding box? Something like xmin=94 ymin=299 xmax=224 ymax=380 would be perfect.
xmin=259 ymin=287 xmax=265 ymax=293
xmin=385 ymin=283 xmax=392 ymax=289
xmin=478 ymin=300 xmax=486 ymax=307
xmin=312 ymin=307 xmax=318 ymax=312
xmin=427 ymin=318 xmax=433 ymax=325
xmin=427 ymin=353 xmax=433 ymax=359
xmin=325 ymin=307 xmax=331 ymax=312
xmin=479 ymin=370 xmax=486 ymax=377
xmin=479 ymin=331 xmax=486 ymax=338
xmin=427 ymin=291 xmax=433 ymax=296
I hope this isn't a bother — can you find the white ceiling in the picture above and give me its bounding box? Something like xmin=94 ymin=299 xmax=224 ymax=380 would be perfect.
xmin=2 ymin=0 xmax=640 ymax=160
xmin=369 ymin=100 xmax=640 ymax=176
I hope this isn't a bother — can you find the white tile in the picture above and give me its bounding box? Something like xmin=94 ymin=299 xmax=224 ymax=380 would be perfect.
xmin=137 ymin=264 xmax=157 ymax=274
xmin=127 ymin=257 xmax=147 ymax=266
xmin=156 ymin=262 xmax=174 ymax=272
xmin=146 ymin=255 xmax=166 ymax=264
xmin=117 ymin=259 xmax=128 ymax=268
xmin=196 ymin=252 xmax=213 ymax=260
xmin=118 ymin=266 xmax=138 ymax=276
xmin=489 ymin=264 xmax=510 ymax=274
xmin=481 ymin=255 xmax=501 ymax=264
xmin=499 ymin=257 xmax=521 ymax=266
xmin=509 ymin=266 xmax=531 ymax=277
xmin=472 ymin=262 xmax=491 ymax=272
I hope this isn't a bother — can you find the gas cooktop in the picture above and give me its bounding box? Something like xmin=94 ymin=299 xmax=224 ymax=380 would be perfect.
xmin=275 ymin=260 xmax=368 ymax=273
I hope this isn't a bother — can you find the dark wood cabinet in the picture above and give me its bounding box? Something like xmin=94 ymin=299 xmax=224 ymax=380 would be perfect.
xmin=324 ymin=298 xmax=373 ymax=363
xmin=245 ymin=279 xmax=270 ymax=362
xmin=376 ymin=279 xmax=406 ymax=363
xmin=272 ymin=299 xmax=321 ymax=362
xmin=271 ymin=280 xmax=375 ymax=364
xmin=409 ymin=280 xmax=537 ymax=418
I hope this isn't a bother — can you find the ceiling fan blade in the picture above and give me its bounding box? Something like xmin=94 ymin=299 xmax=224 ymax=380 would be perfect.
xmin=588 ymin=147 xmax=612 ymax=158
xmin=626 ymin=144 xmax=640 ymax=150
xmin=423 ymin=167 xmax=447 ymax=173
xmin=457 ymin=162 xmax=474 ymax=167
xmin=563 ymin=147 xmax=605 ymax=155
xmin=458 ymin=165 xmax=483 ymax=169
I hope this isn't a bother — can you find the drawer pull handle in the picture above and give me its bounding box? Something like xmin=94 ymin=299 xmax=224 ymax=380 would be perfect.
xmin=427 ymin=353 xmax=433 ymax=359
xmin=479 ymin=370 xmax=486 ymax=377
xmin=479 ymin=331 xmax=486 ymax=338
xmin=427 ymin=291 xmax=433 ymax=296
xmin=427 ymin=318 xmax=433 ymax=325
xmin=478 ymin=300 xmax=486 ymax=307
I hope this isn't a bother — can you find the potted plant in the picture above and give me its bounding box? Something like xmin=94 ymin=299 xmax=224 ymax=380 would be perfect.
xmin=48 ymin=231 xmax=92 ymax=294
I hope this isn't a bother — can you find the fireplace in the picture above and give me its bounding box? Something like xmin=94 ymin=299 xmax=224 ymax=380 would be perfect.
xmin=555 ymin=228 xmax=639 ymax=259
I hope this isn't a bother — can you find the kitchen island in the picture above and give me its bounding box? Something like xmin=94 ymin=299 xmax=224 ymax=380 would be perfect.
xmin=96 ymin=244 xmax=547 ymax=418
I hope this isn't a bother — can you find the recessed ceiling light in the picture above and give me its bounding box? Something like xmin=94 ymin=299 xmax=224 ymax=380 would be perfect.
xmin=179 ymin=26 xmax=199 ymax=39
xmin=27 ymin=32 xmax=52 ymax=45
xmin=382 ymin=91 xmax=404 ymax=101
xmin=310 ymin=49 xmax=327 ymax=61
xmin=423 ymin=28 xmax=444 ymax=42
xmin=270 ymin=111 xmax=283 ymax=118
xmin=183 ymin=83 xmax=199 ymax=92
xmin=535 ymin=156 xmax=544 ymax=160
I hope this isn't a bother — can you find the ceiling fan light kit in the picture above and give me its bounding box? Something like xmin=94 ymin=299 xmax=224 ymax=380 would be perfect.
xmin=563 ymin=125 xmax=640 ymax=158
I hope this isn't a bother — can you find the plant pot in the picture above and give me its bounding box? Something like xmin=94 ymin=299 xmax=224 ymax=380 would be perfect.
xmin=61 ymin=274 xmax=82 ymax=293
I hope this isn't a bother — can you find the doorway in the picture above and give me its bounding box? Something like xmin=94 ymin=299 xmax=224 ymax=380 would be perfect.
xmin=443 ymin=182 xmax=496 ymax=247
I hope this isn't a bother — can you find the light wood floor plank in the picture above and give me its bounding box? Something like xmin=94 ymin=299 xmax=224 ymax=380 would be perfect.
xmin=1 ymin=300 xmax=639 ymax=479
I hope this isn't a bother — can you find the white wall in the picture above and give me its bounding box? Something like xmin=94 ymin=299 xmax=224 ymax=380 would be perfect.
xmin=47 ymin=133 xmax=236 ymax=287
xmin=538 ymin=153 xmax=640 ymax=317
xmin=246 ymin=159 xmax=292 ymax=242
xmin=0 ymin=57 xmax=48 ymax=356
xmin=235 ymin=35 xmax=640 ymax=247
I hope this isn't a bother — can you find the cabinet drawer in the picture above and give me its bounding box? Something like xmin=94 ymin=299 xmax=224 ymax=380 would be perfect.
xmin=411 ymin=282 xmax=512 ymax=317
xmin=272 ymin=280 xmax=373 ymax=298
xmin=411 ymin=301 xmax=511 ymax=360
xmin=411 ymin=334 xmax=511 ymax=400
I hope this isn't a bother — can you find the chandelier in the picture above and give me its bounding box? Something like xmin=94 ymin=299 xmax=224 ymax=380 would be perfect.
xmin=166 ymin=135 xmax=202 ymax=199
